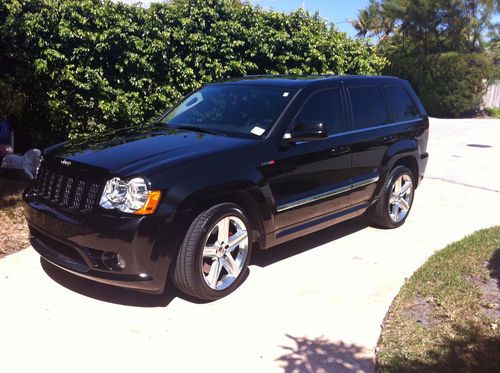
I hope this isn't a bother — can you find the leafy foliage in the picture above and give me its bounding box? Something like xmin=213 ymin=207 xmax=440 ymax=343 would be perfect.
xmin=486 ymin=107 xmax=500 ymax=117
xmin=353 ymin=0 xmax=499 ymax=53
xmin=353 ymin=0 xmax=498 ymax=117
xmin=0 ymin=0 xmax=385 ymax=149
xmin=389 ymin=51 xmax=493 ymax=117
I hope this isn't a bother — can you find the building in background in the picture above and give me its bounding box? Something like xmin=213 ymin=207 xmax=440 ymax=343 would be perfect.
xmin=483 ymin=81 xmax=500 ymax=108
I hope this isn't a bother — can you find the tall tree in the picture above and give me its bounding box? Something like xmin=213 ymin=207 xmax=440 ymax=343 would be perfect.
xmin=352 ymin=0 xmax=498 ymax=117
xmin=0 ymin=0 xmax=386 ymax=149
xmin=353 ymin=0 xmax=499 ymax=53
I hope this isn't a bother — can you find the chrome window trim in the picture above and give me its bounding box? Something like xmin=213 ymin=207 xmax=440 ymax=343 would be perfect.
xmin=283 ymin=118 xmax=422 ymax=143
xmin=327 ymin=118 xmax=421 ymax=138
xmin=276 ymin=176 xmax=380 ymax=212
xmin=348 ymin=118 xmax=421 ymax=135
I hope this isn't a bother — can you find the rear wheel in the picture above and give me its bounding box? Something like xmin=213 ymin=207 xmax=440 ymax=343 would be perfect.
xmin=172 ymin=203 xmax=252 ymax=301
xmin=367 ymin=166 xmax=415 ymax=229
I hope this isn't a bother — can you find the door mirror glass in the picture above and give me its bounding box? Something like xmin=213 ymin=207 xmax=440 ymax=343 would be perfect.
xmin=284 ymin=122 xmax=328 ymax=143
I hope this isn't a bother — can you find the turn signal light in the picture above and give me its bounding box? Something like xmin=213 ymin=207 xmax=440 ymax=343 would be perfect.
xmin=133 ymin=191 xmax=162 ymax=215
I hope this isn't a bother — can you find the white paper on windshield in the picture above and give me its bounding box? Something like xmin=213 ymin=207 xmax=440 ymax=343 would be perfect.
xmin=283 ymin=92 xmax=290 ymax=97
xmin=251 ymin=126 xmax=266 ymax=136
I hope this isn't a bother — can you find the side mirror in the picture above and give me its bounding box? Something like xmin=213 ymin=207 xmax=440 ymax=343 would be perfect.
xmin=284 ymin=122 xmax=328 ymax=143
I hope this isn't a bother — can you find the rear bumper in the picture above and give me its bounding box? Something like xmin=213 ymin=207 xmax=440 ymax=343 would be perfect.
xmin=418 ymin=152 xmax=429 ymax=186
xmin=23 ymin=198 xmax=177 ymax=293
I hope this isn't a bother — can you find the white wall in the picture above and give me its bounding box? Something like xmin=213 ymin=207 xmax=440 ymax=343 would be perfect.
xmin=483 ymin=81 xmax=500 ymax=108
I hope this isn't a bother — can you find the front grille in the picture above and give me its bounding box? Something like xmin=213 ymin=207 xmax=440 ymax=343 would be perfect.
xmin=33 ymin=163 xmax=103 ymax=214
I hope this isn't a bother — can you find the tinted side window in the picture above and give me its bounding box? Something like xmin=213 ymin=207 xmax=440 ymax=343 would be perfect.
xmin=295 ymin=89 xmax=344 ymax=134
xmin=386 ymin=86 xmax=420 ymax=121
xmin=349 ymin=87 xmax=388 ymax=129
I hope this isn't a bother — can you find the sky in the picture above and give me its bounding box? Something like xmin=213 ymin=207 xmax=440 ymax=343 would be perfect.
xmin=114 ymin=0 xmax=500 ymax=38
xmin=114 ymin=0 xmax=369 ymax=37
xmin=248 ymin=0 xmax=369 ymax=36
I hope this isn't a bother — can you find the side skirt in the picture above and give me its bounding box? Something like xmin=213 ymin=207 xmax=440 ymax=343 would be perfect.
xmin=263 ymin=202 xmax=369 ymax=249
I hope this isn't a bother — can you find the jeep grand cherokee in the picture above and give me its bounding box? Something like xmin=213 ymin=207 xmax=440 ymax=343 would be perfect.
xmin=24 ymin=75 xmax=429 ymax=300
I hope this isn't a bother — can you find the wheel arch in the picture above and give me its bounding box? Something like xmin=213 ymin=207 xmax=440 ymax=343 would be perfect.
xmin=170 ymin=184 xmax=272 ymax=255
xmin=189 ymin=190 xmax=266 ymax=241
xmin=392 ymin=156 xmax=418 ymax=185
xmin=381 ymin=139 xmax=420 ymax=188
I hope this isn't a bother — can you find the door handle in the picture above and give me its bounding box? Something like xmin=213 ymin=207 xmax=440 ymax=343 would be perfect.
xmin=331 ymin=145 xmax=350 ymax=154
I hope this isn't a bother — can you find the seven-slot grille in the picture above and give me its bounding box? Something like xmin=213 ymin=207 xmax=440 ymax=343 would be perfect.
xmin=34 ymin=163 xmax=103 ymax=214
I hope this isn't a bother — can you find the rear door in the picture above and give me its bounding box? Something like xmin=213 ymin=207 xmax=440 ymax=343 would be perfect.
xmin=346 ymin=82 xmax=422 ymax=207
xmin=269 ymin=87 xmax=352 ymax=229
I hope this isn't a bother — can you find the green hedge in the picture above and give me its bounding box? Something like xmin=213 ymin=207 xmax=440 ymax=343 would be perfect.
xmin=0 ymin=0 xmax=386 ymax=149
xmin=387 ymin=51 xmax=493 ymax=118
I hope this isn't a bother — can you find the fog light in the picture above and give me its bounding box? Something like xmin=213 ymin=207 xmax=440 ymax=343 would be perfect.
xmin=101 ymin=252 xmax=126 ymax=271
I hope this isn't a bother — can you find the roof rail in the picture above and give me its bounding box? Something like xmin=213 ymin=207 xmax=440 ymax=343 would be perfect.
xmin=243 ymin=74 xmax=337 ymax=78
xmin=243 ymin=74 xmax=276 ymax=77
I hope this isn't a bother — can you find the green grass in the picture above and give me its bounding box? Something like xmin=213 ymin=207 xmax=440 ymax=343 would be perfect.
xmin=486 ymin=107 xmax=500 ymax=118
xmin=376 ymin=226 xmax=500 ymax=372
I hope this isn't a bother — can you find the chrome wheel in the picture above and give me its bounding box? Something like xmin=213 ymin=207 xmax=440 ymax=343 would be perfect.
xmin=202 ymin=215 xmax=249 ymax=290
xmin=388 ymin=174 xmax=413 ymax=223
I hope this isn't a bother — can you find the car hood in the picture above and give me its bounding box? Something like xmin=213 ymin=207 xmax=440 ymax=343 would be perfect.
xmin=45 ymin=124 xmax=256 ymax=176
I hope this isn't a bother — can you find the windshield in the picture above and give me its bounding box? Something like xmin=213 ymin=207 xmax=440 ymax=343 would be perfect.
xmin=161 ymin=85 xmax=297 ymax=138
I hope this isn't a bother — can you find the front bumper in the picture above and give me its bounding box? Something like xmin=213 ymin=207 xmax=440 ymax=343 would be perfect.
xmin=24 ymin=198 xmax=176 ymax=294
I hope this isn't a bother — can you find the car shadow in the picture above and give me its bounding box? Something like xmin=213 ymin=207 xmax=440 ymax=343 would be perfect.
xmin=251 ymin=217 xmax=368 ymax=267
xmin=40 ymin=217 xmax=368 ymax=308
xmin=40 ymin=258 xmax=205 ymax=307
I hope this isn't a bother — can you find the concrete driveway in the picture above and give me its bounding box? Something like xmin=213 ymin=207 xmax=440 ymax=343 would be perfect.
xmin=1 ymin=118 xmax=499 ymax=373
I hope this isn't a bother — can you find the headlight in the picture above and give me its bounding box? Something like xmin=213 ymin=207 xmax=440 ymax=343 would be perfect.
xmin=99 ymin=176 xmax=161 ymax=215
xmin=101 ymin=177 xmax=128 ymax=207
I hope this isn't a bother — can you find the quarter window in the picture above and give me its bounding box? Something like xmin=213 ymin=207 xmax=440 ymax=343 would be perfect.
xmin=349 ymin=87 xmax=388 ymax=129
xmin=386 ymin=86 xmax=420 ymax=121
xmin=294 ymin=89 xmax=344 ymax=134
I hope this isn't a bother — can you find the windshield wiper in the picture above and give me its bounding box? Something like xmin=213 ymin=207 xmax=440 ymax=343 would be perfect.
xmin=172 ymin=125 xmax=224 ymax=136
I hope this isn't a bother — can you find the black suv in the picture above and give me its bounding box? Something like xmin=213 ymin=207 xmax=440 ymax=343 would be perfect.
xmin=24 ymin=75 xmax=429 ymax=300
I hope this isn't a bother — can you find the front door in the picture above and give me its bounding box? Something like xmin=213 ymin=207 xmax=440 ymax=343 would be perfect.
xmin=268 ymin=88 xmax=352 ymax=230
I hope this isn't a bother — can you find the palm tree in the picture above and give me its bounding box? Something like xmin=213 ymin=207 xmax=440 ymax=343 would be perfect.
xmin=351 ymin=9 xmax=370 ymax=38
xmin=350 ymin=3 xmax=396 ymax=44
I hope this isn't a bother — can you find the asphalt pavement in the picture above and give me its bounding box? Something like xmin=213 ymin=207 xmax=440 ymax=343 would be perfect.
xmin=0 ymin=118 xmax=499 ymax=373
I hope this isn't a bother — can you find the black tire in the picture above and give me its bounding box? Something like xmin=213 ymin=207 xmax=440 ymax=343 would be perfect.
xmin=172 ymin=203 xmax=252 ymax=301
xmin=367 ymin=165 xmax=416 ymax=229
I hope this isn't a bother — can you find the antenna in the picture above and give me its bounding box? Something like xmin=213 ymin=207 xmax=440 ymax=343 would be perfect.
xmin=302 ymin=1 xmax=306 ymax=11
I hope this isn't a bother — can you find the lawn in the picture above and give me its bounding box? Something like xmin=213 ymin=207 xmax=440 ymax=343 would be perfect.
xmin=486 ymin=107 xmax=500 ymax=119
xmin=0 ymin=180 xmax=29 ymax=258
xmin=376 ymin=226 xmax=500 ymax=372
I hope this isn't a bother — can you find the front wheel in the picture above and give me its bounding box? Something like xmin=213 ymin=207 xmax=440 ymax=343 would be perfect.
xmin=367 ymin=166 xmax=415 ymax=229
xmin=172 ymin=203 xmax=252 ymax=301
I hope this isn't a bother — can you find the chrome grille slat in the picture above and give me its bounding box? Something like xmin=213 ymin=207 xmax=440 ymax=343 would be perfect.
xmin=61 ymin=177 xmax=74 ymax=207
xmin=83 ymin=183 xmax=101 ymax=212
xmin=70 ymin=180 xmax=85 ymax=210
xmin=51 ymin=174 xmax=64 ymax=202
xmin=40 ymin=169 xmax=49 ymax=196
xmin=33 ymin=164 xmax=102 ymax=214
xmin=46 ymin=172 xmax=55 ymax=198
